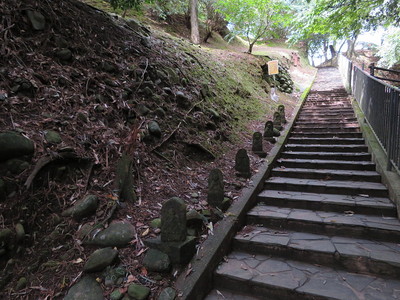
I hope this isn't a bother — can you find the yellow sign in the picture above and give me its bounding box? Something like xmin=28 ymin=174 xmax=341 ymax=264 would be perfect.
xmin=267 ymin=60 xmax=279 ymax=75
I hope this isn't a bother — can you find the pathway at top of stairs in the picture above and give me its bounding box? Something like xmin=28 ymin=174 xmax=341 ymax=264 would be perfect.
xmin=205 ymin=68 xmax=400 ymax=300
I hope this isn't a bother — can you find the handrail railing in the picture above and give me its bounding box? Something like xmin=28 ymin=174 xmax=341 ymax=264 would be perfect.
xmin=338 ymin=54 xmax=400 ymax=174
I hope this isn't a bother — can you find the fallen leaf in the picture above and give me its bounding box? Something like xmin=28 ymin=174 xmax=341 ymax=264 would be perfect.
xmin=127 ymin=275 xmax=137 ymax=283
xmin=71 ymin=258 xmax=83 ymax=264
xmin=141 ymin=228 xmax=150 ymax=237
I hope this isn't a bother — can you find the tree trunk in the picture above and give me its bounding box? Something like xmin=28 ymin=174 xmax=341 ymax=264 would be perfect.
xmin=329 ymin=45 xmax=337 ymax=58
xmin=204 ymin=31 xmax=212 ymax=43
xmin=248 ymin=42 xmax=255 ymax=54
xmin=346 ymin=36 xmax=358 ymax=58
xmin=190 ymin=0 xmax=200 ymax=44
xmin=323 ymin=40 xmax=328 ymax=61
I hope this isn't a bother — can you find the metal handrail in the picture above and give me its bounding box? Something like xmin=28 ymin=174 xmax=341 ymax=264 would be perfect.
xmin=338 ymin=54 xmax=400 ymax=174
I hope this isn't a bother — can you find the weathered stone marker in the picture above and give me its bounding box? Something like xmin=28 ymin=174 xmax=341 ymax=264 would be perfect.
xmin=273 ymin=111 xmax=283 ymax=131
xmin=235 ymin=149 xmax=251 ymax=178
xmin=278 ymin=104 xmax=287 ymax=124
xmin=161 ymin=197 xmax=187 ymax=242
xmin=115 ymin=154 xmax=136 ymax=202
xmin=144 ymin=197 xmax=196 ymax=264
xmin=207 ymin=169 xmax=224 ymax=208
xmin=263 ymin=121 xmax=276 ymax=143
xmin=252 ymin=132 xmax=267 ymax=158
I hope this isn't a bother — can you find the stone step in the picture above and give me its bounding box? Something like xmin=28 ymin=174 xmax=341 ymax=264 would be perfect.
xmin=301 ymin=107 xmax=354 ymax=113
xmin=285 ymin=144 xmax=368 ymax=153
xmin=295 ymin=118 xmax=358 ymax=125
xmin=298 ymin=111 xmax=355 ymax=117
xmin=281 ymin=151 xmax=371 ymax=161
xmin=247 ymin=205 xmax=400 ymax=242
xmin=271 ymin=167 xmax=381 ymax=182
xmin=288 ymin=137 xmax=365 ymax=145
xmin=264 ymin=177 xmax=388 ymax=197
xmin=290 ymin=132 xmax=363 ymax=138
xmin=205 ymin=289 xmax=260 ymax=300
xmin=214 ymin=251 xmax=400 ymax=300
xmin=257 ymin=190 xmax=396 ymax=217
xmin=234 ymin=226 xmax=400 ymax=277
xmin=293 ymin=123 xmax=359 ymax=129
xmin=292 ymin=127 xmax=360 ymax=133
xmin=305 ymin=101 xmax=351 ymax=106
xmin=278 ymin=158 xmax=375 ymax=171
xmin=296 ymin=116 xmax=358 ymax=123
xmin=303 ymin=101 xmax=352 ymax=106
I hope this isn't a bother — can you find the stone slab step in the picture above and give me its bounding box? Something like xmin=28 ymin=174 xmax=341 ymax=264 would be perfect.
xmin=214 ymin=251 xmax=400 ymax=300
xmin=271 ymin=167 xmax=381 ymax=182
xmin=257 ymin=190 xmax=396 ymax=217
xmin=296 ymin=117 xmax=358 ymax=123
xmin=234 ymin=226 xmax=400 ymax=277
xmin=278 ymin=158 xmax=375 ymax=171
xmin=301 ymin=107 xmax=354 ymax=113
xmin=205 ymin=289 xmax=262 ymax=300
xmin=281 ymin=151 xmax=371 ymax=161
xmin=285 ymin=144 xmax=367 ymax=153
xmin=305 ymin=101 xmax=351 ymax=106
xmin=298 ymin=111 xmax=355 ymax=117
xmin=247 ymin=205 xmax=400 ymax=242
xmin=292 ymin=127 xmax=360 ymax=133
xmin=264 ymin=177 xmax=387 ymax=197
xmin=288 ymin=137 xmax=365 ymax=145
xmin=290 ymin=132 xmax=363 ymax=138
xmin=293 ymin=123 xmax=359 ymax=129
xmin=295 ymin=119 xmax=358 ymax=125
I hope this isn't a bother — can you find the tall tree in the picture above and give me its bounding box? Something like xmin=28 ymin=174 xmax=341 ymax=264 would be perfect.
xmin=190 ymin=0 xmax=201 ymax=44
xmin=215 ymin=0 xmax=290 ymax=54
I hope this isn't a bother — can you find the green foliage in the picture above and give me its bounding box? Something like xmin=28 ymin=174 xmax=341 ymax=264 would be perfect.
xmin=110 ymin=0 xmax=143 ymax=11
xmin=150 ymin=0 xmax=188 ymax=19
xmin=290 ymin=0 xmax=400 ymax=44
xmin=215 ymin=0 xmax=291 ymax=53
xmin=377 ymin=28 xmax=400 ymax=68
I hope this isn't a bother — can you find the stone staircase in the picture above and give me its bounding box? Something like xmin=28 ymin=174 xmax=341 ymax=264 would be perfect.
xmin=205 ymin=89 xmax=400 ymax=299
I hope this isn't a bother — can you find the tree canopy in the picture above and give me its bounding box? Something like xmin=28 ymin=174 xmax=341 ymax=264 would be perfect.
xmin=215 ymin=0 xmax=291 ymax=53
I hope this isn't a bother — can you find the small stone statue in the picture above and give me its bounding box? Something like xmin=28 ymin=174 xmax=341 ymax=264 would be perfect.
xmin=235 ymin=149 xmax=251 ymax=178
xmin=263 ymin=121 xmax=276 ymax=143
xmin=278 ymin=105 xmax=287 ymax=124
xmin=252 ymin=132 xmax=267 ymax=157
xmin=273 ymin=111 xmax=283 ymax=131
xmin=207 ymin=169 xmax=224 ymax=208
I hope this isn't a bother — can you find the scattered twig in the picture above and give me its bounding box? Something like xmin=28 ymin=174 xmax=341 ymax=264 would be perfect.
xmin=135 ymin=58 xmax=149 ymax=93
xmin=151 ymin=99 xmax=204 ymax=152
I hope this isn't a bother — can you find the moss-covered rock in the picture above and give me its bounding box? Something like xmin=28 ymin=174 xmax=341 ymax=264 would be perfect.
xmin=0 ymin=132 xmax=34 ymax=162
xmin=61 ymin=195 xmax=98 ymax=220
xmin=128 ymin=283 xmax=150 ymax=300
xmin=84 ymin=247 xmax=118 ymax=272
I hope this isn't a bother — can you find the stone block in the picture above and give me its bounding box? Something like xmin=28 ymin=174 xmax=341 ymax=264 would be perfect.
xmin=144 ymin=236 xmax=196 ymax=265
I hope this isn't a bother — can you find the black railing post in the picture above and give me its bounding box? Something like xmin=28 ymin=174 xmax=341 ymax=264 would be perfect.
xmin=369 ymin=63 xmax=375 ymax=77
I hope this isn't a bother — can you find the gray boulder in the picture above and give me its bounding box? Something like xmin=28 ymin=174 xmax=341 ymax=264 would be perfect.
xmin=143 ymin=249 xmax=171 ymax=272
xmin=27 ymin=10 xmax=45 ymax=30
xmin=0 ymin=132 xmax=34 ymax=162
xmin=128 ymin=283 xmax=150 ymax=300
xmin=64 ymin=275 xmax=104 ymax=300
xmin=88 ymin=222 xmax=135 ymax=247
xmin=84 ymin=248 xmax=118 ymax=272
xmin=148 ymin=121 xmax=161 ymax=138
xmin=62 ymin=195 xmax=98 ymax=220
